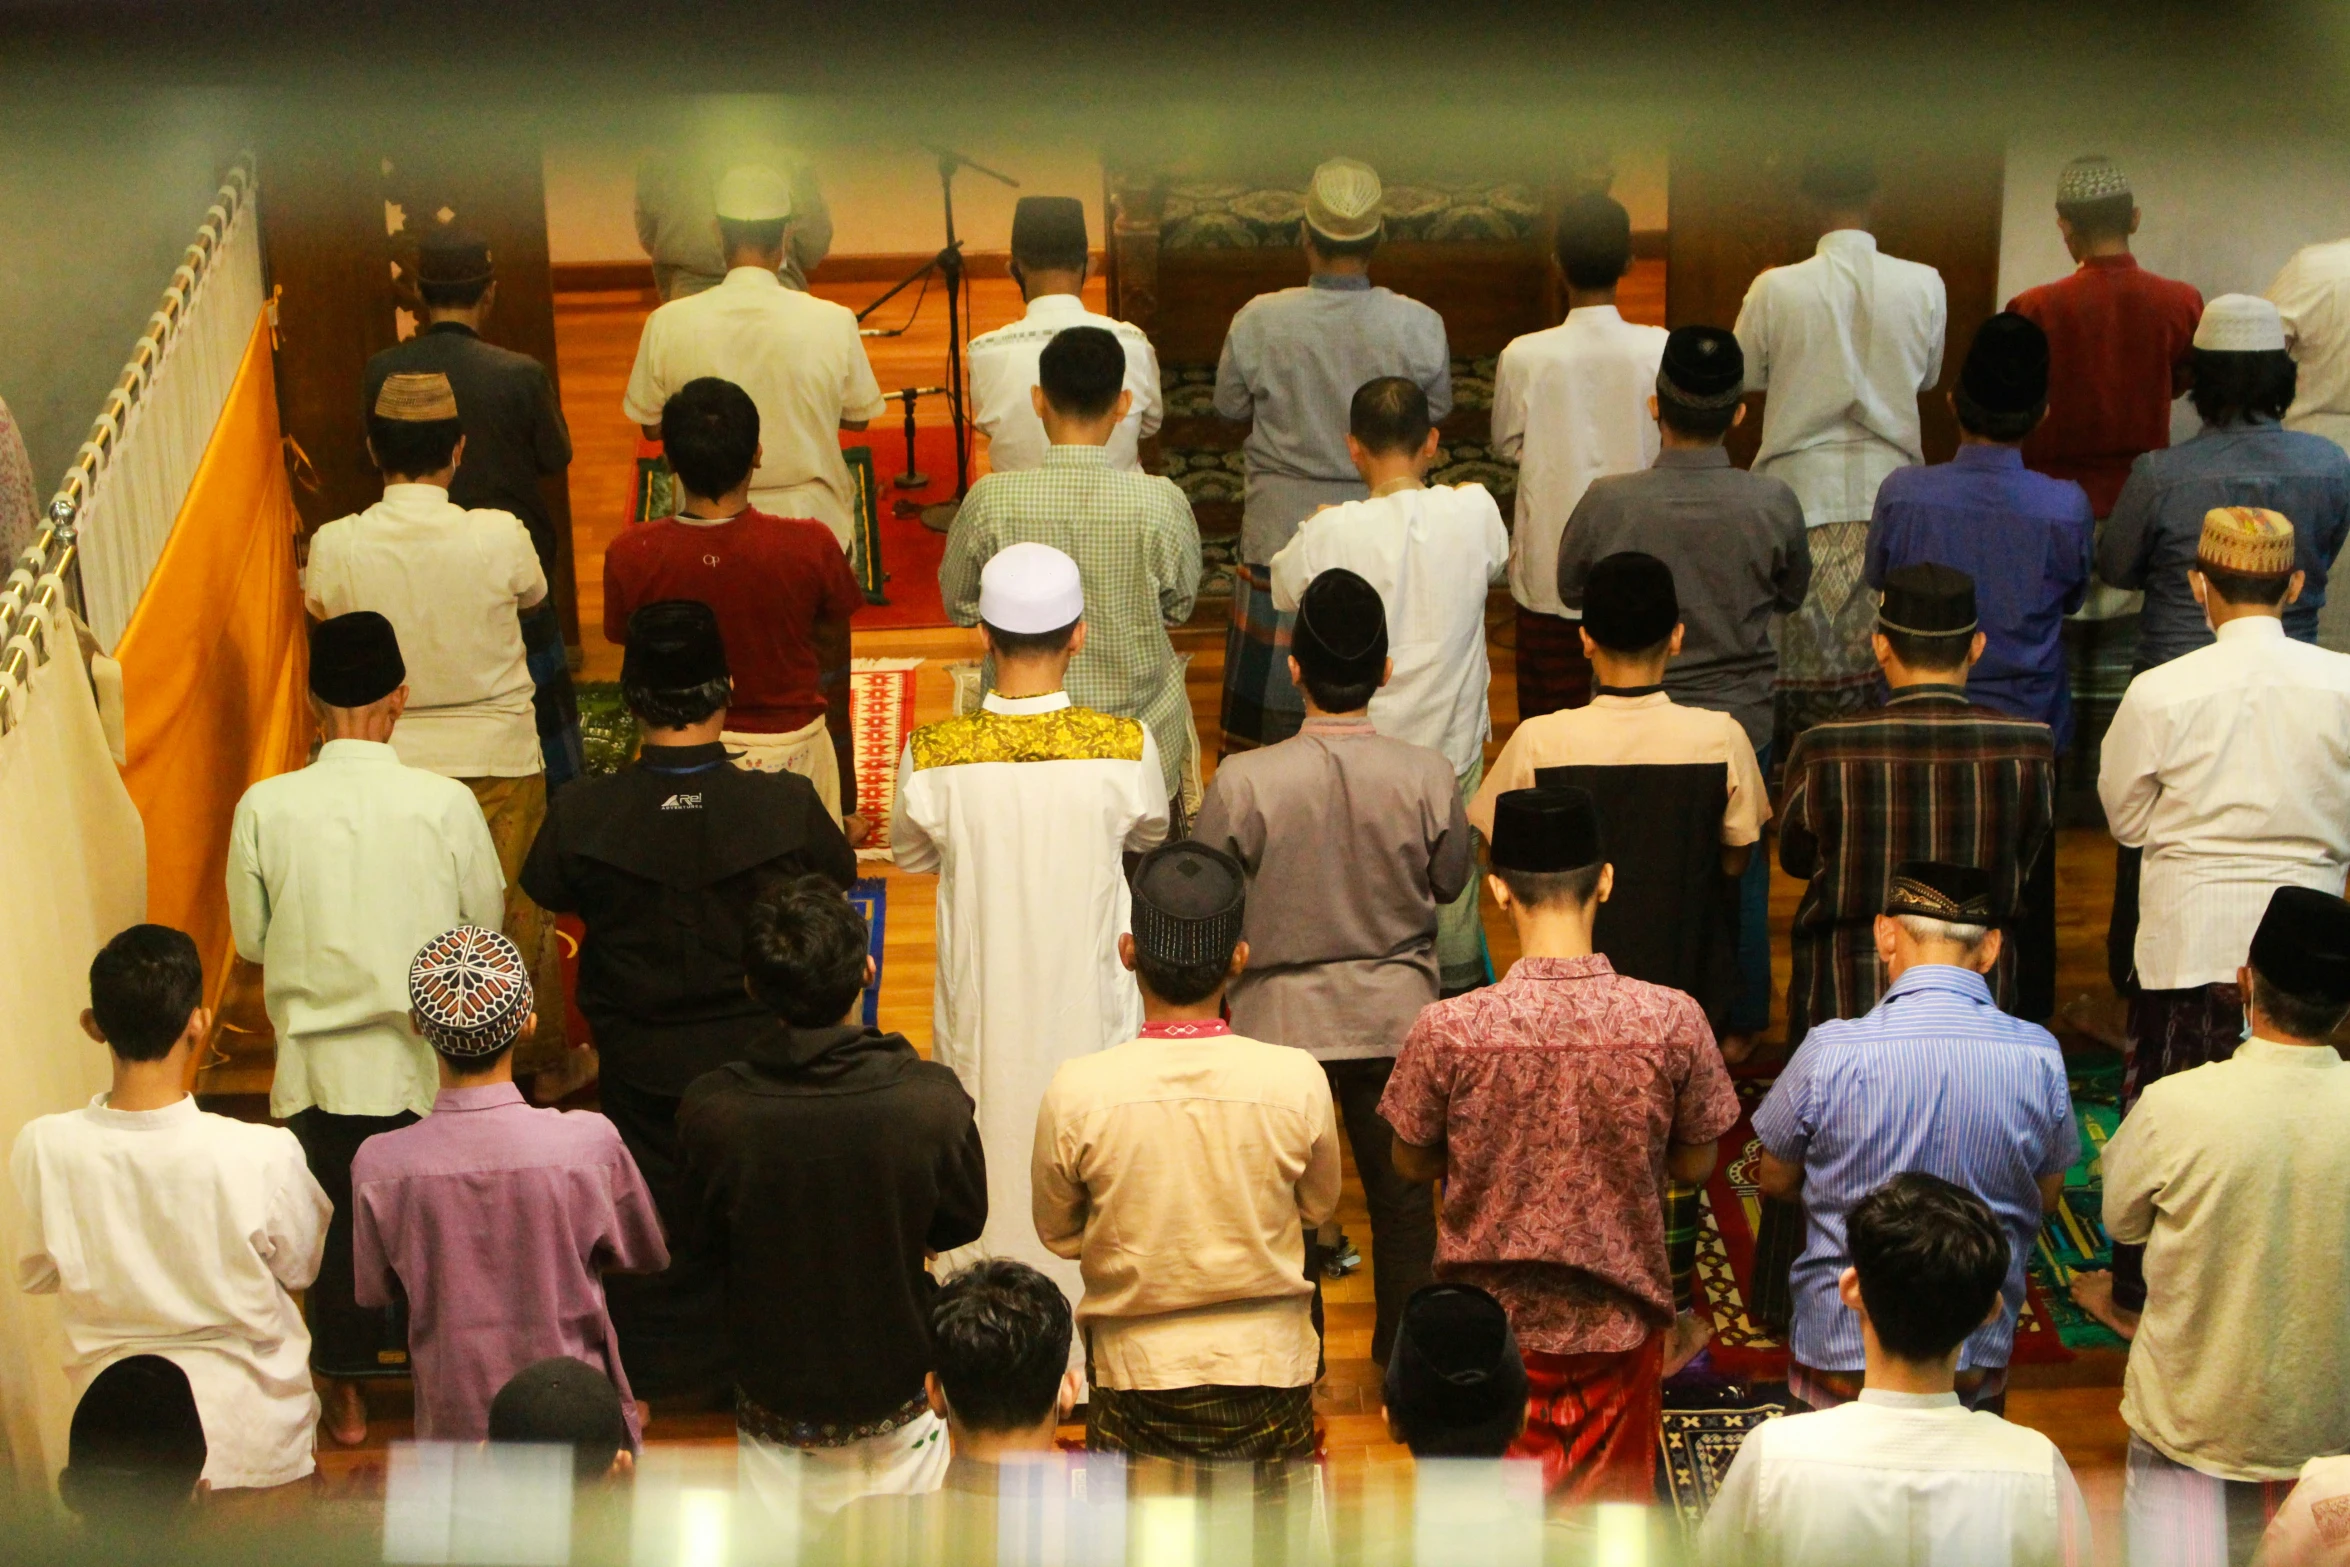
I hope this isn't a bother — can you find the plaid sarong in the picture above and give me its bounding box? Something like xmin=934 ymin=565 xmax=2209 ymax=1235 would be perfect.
xmin=1514 ymin=604 xmax=1593 ymax=722
xmin=1219 ymin=565 xmax=1306 ymax=758
xmin=1438 ymin=755 xmax=1491 ymax=994
xmin=2124 ymin=982 xmax=2245 ymax=1111
xmin=1773 ymin=519 xmax=1881 ymax=755
xmin=1665 ymin=1181 xmax=1701 ymax=1315
xmin=1507 ymin=1332 xmax=1664 ymax=1503
xmin=1087 ymin=1383 xmax=1317 ymax=1463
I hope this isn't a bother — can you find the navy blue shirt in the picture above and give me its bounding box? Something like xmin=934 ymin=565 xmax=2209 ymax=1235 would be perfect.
xmin=1866 ymin=445 xmax=2095 ymax=750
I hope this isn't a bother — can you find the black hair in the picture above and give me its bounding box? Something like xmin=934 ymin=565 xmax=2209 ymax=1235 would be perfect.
xmin=744 ymin=875 xmax=871 ymax=1028
xmin=1555 ymin=193 xmax=1634 ymax=290
xmin=621 ymin=672 xmax=730 ymax=730
xmin=661 ymin=377 xmax=761 ymax=501
xmin=1350 ymin=376 xmax=1432 ymax=457
xmin=88 ymin=924 xmax=203 ymax=1062
xmin=983 ymin=617 xmax=1079 ymax=660
xmin=1305 ymin=225 xmax=1381 ymax=261
xmin=2189 ymin=348 xmax=2297 ymax=428
xmin=487 ymin=1357 xmax=631 ymax=1480
xmin=1847 ymin=1172 xmax=2009 ymax=1363
xmin=718 ymin=216 xmax=789 ymax=257
xmin=431 ymin=1034 xmax=518 ymax=1074
xmin=1656 ymin=387 xmax=1739 ymax=441
xmin=1953 ymin=385 xmax=2046 ymax=444
xmin=367 ymin=414 xmax=463 ymax=479
xmin=419 ymin=276 xmax=492 ymax=310
xmin=931 ymin=1260 xmax=1073 ymax=1433
xmin=1296 ymin=664 xmax=1379 ymax=715
xmin=1493 ymin=863 xmax=1603 ymax=910
xmin=1134 ymin=949 xmax=1232 ymax=1008
xmin=2057 ymin=192 xmax=2135 ymax=242
xmin=1012 ymin=239 xmax=1088 ymax=277
xmin=2196 ymin=561 xmax=2294 ymax=608
xmin=2249 ymin=965 xmax=2350 ymax=1042
xmin=1881 ymin=626 xmax=1973 ymax=672
xmin=1038 ymin=326 xmax=1127 ymax=422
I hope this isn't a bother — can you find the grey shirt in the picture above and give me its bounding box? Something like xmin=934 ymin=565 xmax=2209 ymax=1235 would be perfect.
xmin=1191 ymin=716 xmax=1473 ymax=1062
xmin=1213 ymin=274 xmax=1452 ymax=564
xmin=634 ymin=150 xmax=833 ymax=299
xmin=1558 ymin=447 xmax=1813 ymax=753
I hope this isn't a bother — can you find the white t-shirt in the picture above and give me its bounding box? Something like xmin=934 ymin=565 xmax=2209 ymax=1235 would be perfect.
xmin=622 ymin=267 xmax=888 ymax=544
xmin=12 ymin=1095 xmax=333 ymax=1491
xmin=968 ymin=294 xmax=1162 ymax=474
xmin=304 ymin=483 xmax=546 ymax=779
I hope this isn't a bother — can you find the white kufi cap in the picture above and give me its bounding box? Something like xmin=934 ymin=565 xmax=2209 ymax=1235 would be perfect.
xmin=979 ymin=542 xmax=1085 ymax=634
xmin=715 ymin=165 xmax=794 ymax=223
xmin=2193 ymin=293 xmax=2286 ymax=353
xmin=1305 ymin=157 xmax=1384 ymax=244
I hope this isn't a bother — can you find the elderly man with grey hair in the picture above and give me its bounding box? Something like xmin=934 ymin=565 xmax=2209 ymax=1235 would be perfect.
xmin=1750 ymin=860 xmax=2078 ymax=1417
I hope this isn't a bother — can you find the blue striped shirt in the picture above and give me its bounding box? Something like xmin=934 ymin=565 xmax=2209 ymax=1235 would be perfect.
xmin=1753 ymin=964 xmax=2078 ymax=1372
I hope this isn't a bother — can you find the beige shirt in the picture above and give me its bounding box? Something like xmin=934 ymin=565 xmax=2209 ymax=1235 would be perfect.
xmin=622 ymin=267 xmax=888 ymax=544
xmin=1471 ymin=691 xmax=1770 ymax=845
xmin=2104 ymin=1037 xmax=2350 ymax=1481
xmin=1032 ymin=1025 xmax=1340 ymax=1391
xmin=2270 ymin=239 xmax=2350 ymax=455
xmin=304 ymin=484 xmax=547 ymax=779
xmin=2258 ymin=1454 xmax=2350 ymax=1566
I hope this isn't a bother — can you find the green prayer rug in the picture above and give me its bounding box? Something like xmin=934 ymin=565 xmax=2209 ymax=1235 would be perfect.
xmin=2029 ymin=1053 xmax=2129 ymax=1351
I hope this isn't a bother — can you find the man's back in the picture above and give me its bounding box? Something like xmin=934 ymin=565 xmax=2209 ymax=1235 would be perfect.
xmin=1701 ymin=1396 xmax=2087 ymax=1567
xmin=2009 ymin=256 xmax=2202 ymax=516
xmin=362 ymin=326 xmax=571 ymax=559
xmin=967 ymin=299 xmax=1162 ymax=473
xmin=2269 ymin=238 xmax=2350 ymax=452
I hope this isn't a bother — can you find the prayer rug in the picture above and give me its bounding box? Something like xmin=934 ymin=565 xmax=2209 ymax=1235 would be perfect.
xmin=847 ymin=878 xmax=887 ymax=1027
xmin=2030 ymin=1054 xmax=2130 ymax=1351
xmin=1656 ymin=1403 xmax=1786 ymax=1534
xmin=850 ymin=658 xmax=922 ymax=862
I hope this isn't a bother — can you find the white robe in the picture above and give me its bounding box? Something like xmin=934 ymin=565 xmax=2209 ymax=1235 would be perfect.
xmin=890 ymin=691 xmax=1168 ymax=1327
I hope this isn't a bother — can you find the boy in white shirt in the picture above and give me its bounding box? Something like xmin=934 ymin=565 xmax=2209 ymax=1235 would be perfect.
xmin=1700 ymin=1173 xmax=2089 ymax=1567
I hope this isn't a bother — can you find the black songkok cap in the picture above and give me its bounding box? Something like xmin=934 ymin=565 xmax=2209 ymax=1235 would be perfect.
xmin=1131 ymin=840 xmax=1247 ymax=968
xmin=415 ymin=229 xmax=495 ymax=286
xmin=310 ymin=611 xmax=405 ymax=708
xmin=487 ymin=1357 xmax=631 ymax=1476
xmin=1960 ymin=312 xmax=2051 ymax=416
xmin=1488 ymin=785 xmax=1603 ymax=875
xmin=1658 ymin=325 xmax=1746 ymax=408
xmin=2249 ymin=885 xmax=2350 ymax=1007
xmin=1582 ymin=551 xmax=1680 ymax=652
xmin=622 ymin=599 xmax=729 ymax=690
xmin=65 ymin=1355 xmax=207 ymax=1501
xmin=1383 ymin=1284 xmax=1529 ymax=1442
xmin=1879 ymin=563 xmax=1978 ymax=638
xmin=1010 ymin=196 xmax=1089 ymax=259
xmin=1885 ymin=860 xmax=1995 ymax=921
xmin=1293 ymin=568 xmax=1388 ymax=686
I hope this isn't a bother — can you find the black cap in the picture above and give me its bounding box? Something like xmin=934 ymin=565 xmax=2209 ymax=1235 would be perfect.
xmin=1131 ymin=840 xmax=1247 ymax=968
xmin=1293 ymin=569 xmax=1388 ymax=687
xmin=63 ymin=1355 xmax=207 ymax=1505
xmin=1658 ymin=325 xmax=1745 ymax=407
xmin=621 ymin=599 xmax=729 ymax=690
xmin=2249 ymin=886 xmax=2350 ymax=1008
xmin=1382 ymin=1284 xmax=1529 ymax=1451
xmin=309 ymin=611 xmax=405 ymax=708
xmin=488 ymin=1357 xmax=631 ymax=1477
xmin=1583 ymin=551 xmax=1680 ymax=652
xmin=1885 ymin=860 xmax=1995 ymax=921
xmin=1960 ymin=312 xmax=2051 ymax=417
xmin=415 ymin=229 xmax=494 ymax=286
xmin=1010 ymin=196 xmax=1089 ymax=260
xmin=1488 ymin=785 xmax=1602 ymax=875
xmin=1879 ymin=563 xmax=1978 ymax=637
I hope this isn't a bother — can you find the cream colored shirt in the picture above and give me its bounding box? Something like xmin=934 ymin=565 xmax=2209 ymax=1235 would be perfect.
xmin=622 ymin=266 xmax=888 ymax=545
xmin=227 ymin=740 xmax=506 ymax=1119
xmin=2258 ymin=1454 xmax=2350 ymax=1566
xmin=2104 ymin=1037 xmax=2350 ymax=1481
xmin=2270 ymin=239 xmax=2350 ymax=455
xmin=1470 ymin=691 xmax=1770 ymax=845
xmin=303 ymin=484 xmax=546 ymax=779
xmin=1032 ymin=1025 xmax=1339 ymax=1391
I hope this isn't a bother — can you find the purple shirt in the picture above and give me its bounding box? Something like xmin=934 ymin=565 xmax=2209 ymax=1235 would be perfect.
xmin=351 ymin=1083 xmax=667 ymax=1444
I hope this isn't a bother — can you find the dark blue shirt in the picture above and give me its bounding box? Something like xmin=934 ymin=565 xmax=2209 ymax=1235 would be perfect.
xmin=1865 ymin=445 xmax=2095 ymax=749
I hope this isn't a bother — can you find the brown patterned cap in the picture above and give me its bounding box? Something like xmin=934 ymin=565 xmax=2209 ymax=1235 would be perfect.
xmin=1885 ymin=860 xmax=1994 ymax=922
xmin=373 ymin=371 xmax=459 ymax=423
xmin=409 ymin=926 xmax=532 ymax=1058
xmin=2199 ymin=506 xmax=2295 ymax=577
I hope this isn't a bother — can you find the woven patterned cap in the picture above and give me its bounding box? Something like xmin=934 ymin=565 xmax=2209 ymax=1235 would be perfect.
xmin=374 ymin=371 xmax=459 ymax=423
xmin=1884 ymin=860 xmax=1994 ymax=922
xmin=2194 ymin=294 xmax=2287 ymax=353
xmin=2056 ymin=155 xmax=2131 ymax=204
xmin=1131 ymin=842 xmax=1246 ymax=968
xmin=1305 ymin=158 xmax=1384 ymax=243
xmin=409 ymin=926 xmax=533 ymax=1058
xmin=2199 ymin=506 xmax=2295 ymax=576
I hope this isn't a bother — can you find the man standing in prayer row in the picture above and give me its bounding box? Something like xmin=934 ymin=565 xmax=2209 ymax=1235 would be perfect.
xmin=352 ymin=927 xmax=666 ymax=1448
xmin=624 ymin=166 xmax=885 ymax=549
xmin=1270 ymin=376 xmax=1509 ymax=993
xmin=944 ymin=326 xmax=1203 ymax=816
xmin=2106 ymin=886 xmax=2350 ymax=1567
xmin=14 ymin=925 xmax=330 ymax=1493
xmin=1383 ymin=785 xmax=1738 ymax=1503
xmin=967 ymin=196 xmax=1163 ymax=475
xmin=228 ymin=613 xmax=503 ymax=1446
xmin=1559 ymin=325 xmax=1809 ymax=1044
xmin=522 ymin=600 xmax=854 ymax=1407
xmin=1492 ymin=191 xmax=1668 ymax=720
xmin=1193 ymin=569 xmax=1471 ymax=1364
xmin=1735 ymin=150 xmax=1948 ymax=753
xmin=1754 ymin=861 xmax=2076 ymax=1416
xmin=363 ymin=229 xmax=584 ymax=788
xmin=1867 ymin=312 xmax=2094 ymax=1022
xmin=2269 ymin=231 xmax=2350 ymax=458
xmin=893 ymin=544 xmax=1168 ymax=1333
xmin=306 ymin=370 xmax=571 ymax=1092
xmin=1034 ymin=840 xmax=1340 ymax=1462
xmin=1214 ymin=156 xmax=1451 ymax=755
xmin=2007 ymin=155 xmax=2203 ymax=523
xmin=637 ymin=147 xmax=832 ymax=299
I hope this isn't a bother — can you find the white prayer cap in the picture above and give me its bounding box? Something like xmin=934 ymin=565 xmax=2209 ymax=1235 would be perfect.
xmin=2194 ymin=293 xmax=2287 ymax=353
xmin=978 ymin=542 xmax=1084 ymax=634
xmin=2056 ymin=155 xmax=2130 ymax=205
xmin=1305 ymin=158 xmax=1384 ymax=244
xmin=715 ymin=165 xmax=793 ymax=223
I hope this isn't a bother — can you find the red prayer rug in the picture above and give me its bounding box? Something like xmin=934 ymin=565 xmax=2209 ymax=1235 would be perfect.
xmin=849 ymin=658 xmax=921 ymax=863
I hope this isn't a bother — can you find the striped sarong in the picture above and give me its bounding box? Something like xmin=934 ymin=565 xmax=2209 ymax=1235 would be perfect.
xmin=1514 ymin=605 xmax=1593 ymax=722
xmin=1773 ymin=518 xmax=1881 ymax=755
xmin=1219 ymin=564 xmax=1306 ymax=758
xmin=1087 ymin=1383 xmax=1317 ymax=1463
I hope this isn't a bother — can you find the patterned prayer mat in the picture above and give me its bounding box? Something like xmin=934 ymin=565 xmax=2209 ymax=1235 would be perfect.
xmin=849 ymin=658 xmax=922 ymax=862
xmin=848 ymin=878 xmax=887 ymax=1026
xmin=2030 ymin=1054 xmax=2130 ymax=1350
xmin=1657 ymin=1403 xmax=1785 ymax=1535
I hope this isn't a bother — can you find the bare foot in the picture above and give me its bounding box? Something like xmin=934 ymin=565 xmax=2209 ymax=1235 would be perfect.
xmin=1663 ymin=1311 xmax=1715 ymax=1377
xmin=1719 ymin=1032 xmax=1760 ymax=1065
xmin=531 ymin=1051 xmax=600 ymax=1105
xmin=2069 ymin=1270 xmax=2140 ymax=1341
xmin=843 ymin=813 xmax=873 ymax=850
xmin=321 ymin=1378 xmax=368 ymax=1446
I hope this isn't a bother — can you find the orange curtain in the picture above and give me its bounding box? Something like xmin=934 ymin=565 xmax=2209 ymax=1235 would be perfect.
xmin=113 ymin=311 xmax=311 ymax=1006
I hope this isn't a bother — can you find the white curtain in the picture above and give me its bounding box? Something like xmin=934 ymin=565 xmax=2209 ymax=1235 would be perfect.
xmin=0 ymin=591 xmax=147 ymax=1498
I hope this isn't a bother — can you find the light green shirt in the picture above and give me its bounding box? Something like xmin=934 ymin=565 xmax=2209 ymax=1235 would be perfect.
xmin=227 ymin=740 xmax=504 ymax=1120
